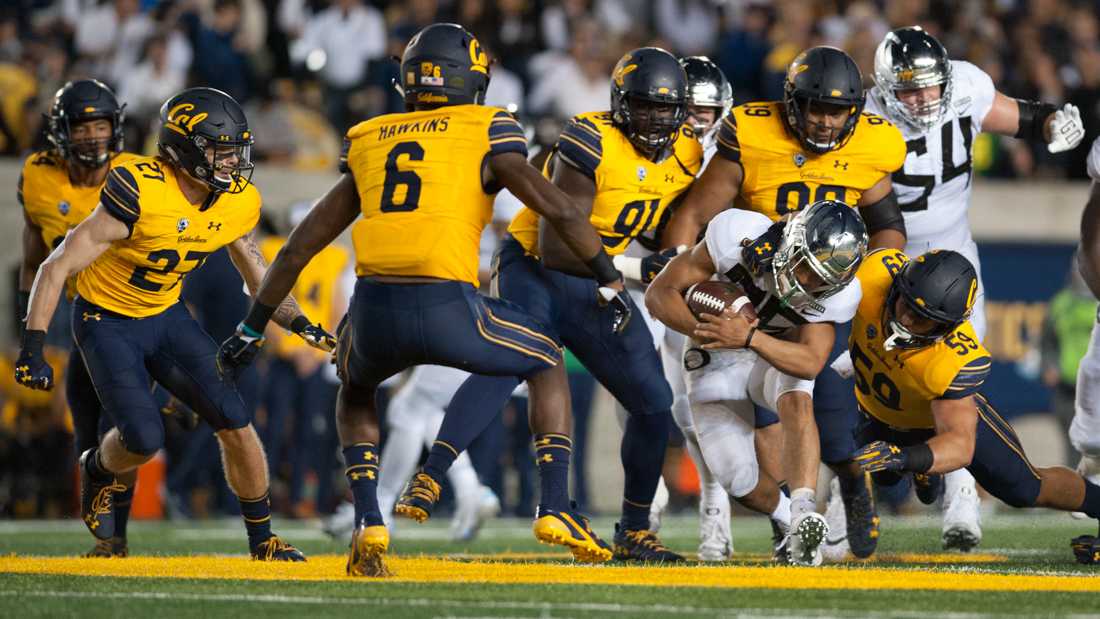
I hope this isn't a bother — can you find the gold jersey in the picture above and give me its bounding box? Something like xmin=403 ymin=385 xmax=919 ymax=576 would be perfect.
xmin=715 ymin=101 xmax=906 ymax=221
xmin=19 ymin=151 xmax=141 ymax=251
xmin=76 ymin=156 xmax=261 ymax=318
xmin=508 ymin=111 xmax=702 ymax=256
xmin=260 ymin=236 xmax=349 ymax=358
xmin=849 ymin=248 xmax=992 ymax=430
xmin=341 ymin=104 xmax=528 ymax=287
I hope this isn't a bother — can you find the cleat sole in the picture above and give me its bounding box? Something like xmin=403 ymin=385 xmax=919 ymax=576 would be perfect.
xmin=394 ymin=504 xmax=429 ymax=523
xmin=533 ymin=524 xmax=612 ymax=563
xmin=943 ymin=527 xmax=981 ymax=552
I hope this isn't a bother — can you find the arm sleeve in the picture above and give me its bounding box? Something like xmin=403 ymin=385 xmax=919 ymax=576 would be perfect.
xmin=338 ymin=136 xmax=352 ymax=174
xmin=487 ymin=111 xmax=529 ymax=158
xmin=555 ymin=116 xmax=603 ymax=179
xmin=939 ymin=355 xmax=992 ymax=400
xmin=100 ymin=167 xmax=141 ymax=235
xmin=714 ymin=112 xmax=741 ymax=163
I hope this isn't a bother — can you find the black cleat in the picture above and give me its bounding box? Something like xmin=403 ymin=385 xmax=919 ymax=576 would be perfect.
xmin=395 ymin=470 xmax=442 ymax=523
xmin=1072 ymin=523 xmax=1100 ymax=565
xmin=914 ymin=473 xmax=943 ymax=505
xmin=79 ymin=449 xmax=123 ymax=541
xmin=82 ymin=537 xmax=128 ymax=558
xmin=251 ymin=535 xmax=307 ymax=561
xmin=612 ymin=524 xmax=684 ymax=563
xmin=839 ymin=471 xmax=879 ymax=559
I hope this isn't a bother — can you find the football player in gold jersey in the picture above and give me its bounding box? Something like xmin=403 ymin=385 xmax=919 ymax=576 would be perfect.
xmin=850 ymin=249 xmax=1100 ymax=561
xmin=218 ymin=24 xmax=627 ymax=576
xmin=663 ymin=46 xmax=908 ymax=560
xmin=18 ymin=79 xmax=140 ymax=557
xmin=16 ymin=87 xmax=334 ymax=562
xmin=407 ymin=47 xmax=703 ymax=563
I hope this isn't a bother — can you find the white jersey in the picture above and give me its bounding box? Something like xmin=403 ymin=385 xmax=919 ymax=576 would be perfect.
xmin=865 ymin=60 xmax=996 ymax=248
xmin=703 ymin=209 xmax=861 ymax=336
xmin=1086 ymin=135 xmax=1100 ymax=182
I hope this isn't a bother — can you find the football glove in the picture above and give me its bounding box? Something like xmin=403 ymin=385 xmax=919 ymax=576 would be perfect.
xmin=640 ymin=245 xmax=687 ymax=284
xmin=740 ymin=220 xmax=785 ymax=277
xmin=1048 ymin=103 xmax=1085 ymax=154
xmin=296 ymin=321 xmax=336 ymax=352
xmin=217 ymin=324 xmax=265 ymax=379
xmin=853 ymin=440 xmax=907 ymax=473
xmin=15 ymin=329 xmax=54 ymax=391
xmin=597 ymin=285 xmax=633 ymax=336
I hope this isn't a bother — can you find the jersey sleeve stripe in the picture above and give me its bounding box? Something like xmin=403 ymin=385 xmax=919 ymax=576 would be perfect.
xmin=715 ymin=116 xmax=741 ymax=163
xmin=112 ymin=169 xmax=140 ymax=198
xmin=941 ymin=355 xmax=992 ymax=398
xmin=488 ymin=112 xmax=529 ymax=158
xmin=338 ymin=137 xmax=352 ymax=174
xmin=100 ymin=168 xmax=141 ymax=231
xmin=16 ymin=171 xmax=24 ymax=207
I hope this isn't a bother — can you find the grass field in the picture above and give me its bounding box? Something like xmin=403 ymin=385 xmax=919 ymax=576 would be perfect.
xmin=2 ymin=512 xmax=1099 ymax=617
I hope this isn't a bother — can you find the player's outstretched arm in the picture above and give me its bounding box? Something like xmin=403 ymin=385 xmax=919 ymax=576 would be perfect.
xmin=661 ymin=156 xmax=743 ymax=248
xmin=983 ymin=92 xmax=1084 ymax=153
xmin=700 ymin=319 xmax=834 ymax=381
xmin=926 ymin=396 xmax=979 ymax=473
xmin=857 ymin=175 xmax=906 ymax=251
xmin=645 ymin=241 xmax=716 ymax=336
xmin=489 ymin=151 xmax=620 ymax=287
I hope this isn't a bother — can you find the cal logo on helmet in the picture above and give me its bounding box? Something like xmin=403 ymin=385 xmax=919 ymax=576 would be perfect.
xmin=166 ymin=103 xmax=208 ymax=135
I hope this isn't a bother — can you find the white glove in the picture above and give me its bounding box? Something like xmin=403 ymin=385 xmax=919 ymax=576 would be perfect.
xmin=830 ymin=350 xmax=854 ymax=379
xmin=1047 ymin=103 xmax=1085 ymax=154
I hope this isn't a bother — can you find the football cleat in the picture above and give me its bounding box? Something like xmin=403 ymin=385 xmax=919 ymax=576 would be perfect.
xmin=914 ymin=473 xmax=943 ymax=505
xmin=942 ymin=483 xmax=982 ymax=552
xmin=79 ymin=448 xmax=124 ymax=541
xmin=697 ymin=504 xmax=732 ymax=562
xmin=770 ymin=517 xmax=790 ymax=564
xmin=1072 ymin=455 xmax=1100 ymax=520
xmin=82 ymin=538 xmax=113 ymax=558
xmin=250 ymin=536 xmax=307 ymax=562
xmin=613 ymin=524 xmax=685 ymax=563
xmin=648 ymin=477 xmax=670 ymax=533
xmin=451 ymin=485 xmax=501 ymax=542
xmin=533 ymin=505 xmax=613 ymax=563
xmin=822 ymin=477 xmax=852 ymax=563
xmin=840 ymin=471 xmax=879 ymax=559
xmin=787 ymin=511 xmax=828 ymax=567
xmin=394 ymin=470 xmax=442 ymax=523
xmin=347 ymin=525 xmax=391 ymax=577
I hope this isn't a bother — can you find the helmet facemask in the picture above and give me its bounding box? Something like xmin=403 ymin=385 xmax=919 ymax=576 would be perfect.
xmin=49 ymin=109 xmax=125 ymax=168
xmin=198 ymin=136 xmax=255 ymax=193
xmin=873 ymin=30 xmax=953 ymax=132
xmin=784 ymin=95 xmax=859 ymax=154
xmin=617 ymin=94 xmax=687 ymax=155
xmin=771 ymin=202 xmax=866 ymax=310
xmin=882 ymin=282 xmax=963 ymax=351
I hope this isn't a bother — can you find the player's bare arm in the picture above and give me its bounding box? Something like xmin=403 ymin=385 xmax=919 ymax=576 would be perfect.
xmin=982 ymin=91 xmax=1084 ymax=152
xmin=645 ymin=240 xmax=716 ymax=336
xmin=857 ymin=175 xmax=906 ymax=251
xmin=227 ymin=228 xmax=309 ymax=331
xmin=532 ymin=155 xmax=599 ymax=277
xmin=1077 ymin=182 xmax=1100 ymax=298
xmin=20 ymin=210 xmax=49 ymax=315
xmin=25 ymin=206 xmax=128 ymax=333
xmin=696 ymin=316 xmax=834 ymax=381
xmin=925 ymin=396 xmax=980 ymax=474
xmin=661 ymin=155 xmax=743 ymax=248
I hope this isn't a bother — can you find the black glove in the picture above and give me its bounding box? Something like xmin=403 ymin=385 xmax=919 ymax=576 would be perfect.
xmin=217 ymin=323 xmax=265 ymax=380
xmin=853 ymin=440 xmax=907 ymax=473
xmin=740 ymin=220 xmax=786 ymax=277
xmin=640 ymin=245 xmax=686 ymax=284
xmin=597 ymin=285 xmax=633 ymax=336
xmin=292 ymin=317 xmax=336 ymax=352
xmin=15 ymin=329 xmax=54 ymax=391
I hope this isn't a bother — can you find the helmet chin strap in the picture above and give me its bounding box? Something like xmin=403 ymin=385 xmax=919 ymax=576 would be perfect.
xmin=882 ymin=321 xmax=911 ymax=351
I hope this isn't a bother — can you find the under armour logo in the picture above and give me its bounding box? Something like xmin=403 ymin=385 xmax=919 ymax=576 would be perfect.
xmin=754 ymin=243 xmax=772 ymax=254
xmin=834 ymin=160 xmax=848 ymax=170
xmin=82 ymin=312 xmax=101 ymax=322
xmin=539 ymin=454 xmax=554 ymax=463
xmin=350 ymin=470 xmax=376 ymax=481
xmin=363 ymin=452 xmax=376 ymax=462
xmin=208 ymin=222 xmax=222 ymax=231
xmin=664 ymin=174 xmax=675 ymax=183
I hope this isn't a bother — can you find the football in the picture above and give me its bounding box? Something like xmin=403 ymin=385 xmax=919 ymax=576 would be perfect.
xmin=684 ymin=281 xmax=758 ymax=321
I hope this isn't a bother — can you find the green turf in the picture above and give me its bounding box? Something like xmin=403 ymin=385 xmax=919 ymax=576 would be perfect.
xmin=2 ymin=513 xmax=1099 ymax=617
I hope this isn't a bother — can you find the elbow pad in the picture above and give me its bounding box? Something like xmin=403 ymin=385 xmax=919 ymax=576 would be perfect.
xmin=858 ymin=191 xmax=906 ymax=237
xmin=1015 ymin=99 xmax=1058 ymax=142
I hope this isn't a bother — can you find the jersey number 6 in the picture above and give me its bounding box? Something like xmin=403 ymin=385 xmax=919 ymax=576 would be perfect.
xmin=381 ymin=141 xmax=425 ymax=212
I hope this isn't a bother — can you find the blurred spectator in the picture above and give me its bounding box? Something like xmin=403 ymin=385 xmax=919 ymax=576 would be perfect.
xmin=1066 ymin=43 xmax=1100 ymax=179
xmin=289 ymin=0 xmax=385 ymax=134
xmin=73 ymin=0 xmax=153 ymax=88
xmin=118 ymin=35 xmax=186 ymax=143
xmin=181 ymin=0 xmax=253 ymax=103
xmin=528 ymin=21 xmax=611 ymax=119
xmin=654 ymin=0 xmax=719 ymax=57
xmin=716 ymin=1 xmax=771 ymax=102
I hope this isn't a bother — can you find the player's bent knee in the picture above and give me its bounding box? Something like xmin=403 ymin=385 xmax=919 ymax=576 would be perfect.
xmin=723 ymin=463 xmax=760 ymax=499
xmin=119 ymin=422 xmax=164 ymax=457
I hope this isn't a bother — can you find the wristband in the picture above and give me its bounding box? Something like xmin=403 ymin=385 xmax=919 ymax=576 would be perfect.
xmin=745 ymin=326 xmax=757 ymax=349
xmin=612 ymin=254 xmax=643 ymax=282
xmin=290 ymin=315 xmax=311 ymax=334
xmin=241 ymin=301 xmax=276 ymax=335
xmin=21 ymin=329 xmax=46 ymax=355
xmin=1015 ymin=99 xmax=1058 ymax=142
xmin=585 ymin=250 xmax=622 ymax=286
xmin=902 ymin=443 xmax=934 ymax=473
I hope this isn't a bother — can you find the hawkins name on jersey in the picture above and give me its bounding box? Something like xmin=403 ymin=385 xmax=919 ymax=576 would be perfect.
xmin=703 ymin=208 xmax=861 ymax=337
xmin=864 ymin=60 xmax=996 ymax=246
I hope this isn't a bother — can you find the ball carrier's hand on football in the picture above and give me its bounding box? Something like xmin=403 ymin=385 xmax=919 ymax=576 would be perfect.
xmin=694 ymin=307 xmax=760 ymax=350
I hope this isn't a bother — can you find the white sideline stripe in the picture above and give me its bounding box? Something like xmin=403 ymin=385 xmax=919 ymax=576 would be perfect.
xmin=0 ymin=590 xmax=1076 ymax=618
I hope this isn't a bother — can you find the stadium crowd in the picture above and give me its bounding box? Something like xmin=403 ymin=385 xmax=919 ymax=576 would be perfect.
xmin=0 ymin=0 xmax=1096 ymax=528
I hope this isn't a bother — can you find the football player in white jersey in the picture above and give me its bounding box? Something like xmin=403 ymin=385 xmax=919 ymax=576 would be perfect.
xmin=647 ymin=199 xmax=869 ymax=566
xmin=1070 ymin=137 xmax=1100 ymax=532
xmin=852 ymin=25 xmax=1085 ymax=553
xmin=612 ymin=57 xmax=761 ymax=561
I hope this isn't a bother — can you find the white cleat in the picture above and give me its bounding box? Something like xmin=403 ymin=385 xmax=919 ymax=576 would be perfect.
xmin=822 ymin=477 xmax=852 ymax=563
xmin=1073 ymin=455 xmax=1100 ymax=520
xmin=787 ymin=511 xmax=828 ymax=566
xmin=648 ymin=477 xmax=670 ymax=533
xmin=451 ymin=485 xmax=501 ymax=542
xmin=942 ymin=483 xmax=982 ymax=551
xmin=323 ymin=501 xmax=357 ymax=542
xmin=697 ymin=503 xmax=733 ymax=562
